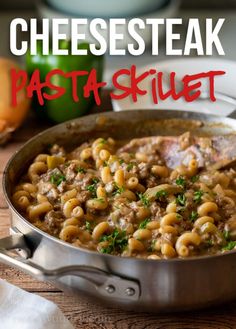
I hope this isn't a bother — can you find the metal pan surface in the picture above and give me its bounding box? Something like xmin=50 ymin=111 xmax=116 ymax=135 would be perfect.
xmin=1 ymin=109 xmax=236 ymax=312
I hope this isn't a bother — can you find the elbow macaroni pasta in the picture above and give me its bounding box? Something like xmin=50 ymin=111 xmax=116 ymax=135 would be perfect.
xmin=12 ymin=134 xmax=236 ymax=259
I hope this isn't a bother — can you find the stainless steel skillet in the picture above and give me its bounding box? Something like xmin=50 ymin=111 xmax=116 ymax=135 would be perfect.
xmin=1 ymin=109 xmax=236 ymax=313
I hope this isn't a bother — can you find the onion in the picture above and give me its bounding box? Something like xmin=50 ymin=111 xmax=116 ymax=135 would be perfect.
xmin=0 ymin=58 xmax=30 ymax=144
xmin=144 ymin=184 xmax=182 ymax=201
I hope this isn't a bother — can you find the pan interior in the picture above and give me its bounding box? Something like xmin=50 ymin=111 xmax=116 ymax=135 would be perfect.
xmin=4 ymin=109 xmax=236 ymax=199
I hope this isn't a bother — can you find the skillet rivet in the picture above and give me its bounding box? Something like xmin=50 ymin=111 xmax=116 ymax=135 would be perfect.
xmin=106 ymin=285 xmax=115 ymax=294
xmin=125 ymin=288 xmax=135 ymax=296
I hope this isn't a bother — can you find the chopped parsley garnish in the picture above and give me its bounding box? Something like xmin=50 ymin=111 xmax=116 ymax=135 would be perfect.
xmin=223 ymin=230 xmax=230 ymax=241
xmin=191 ymin=175 xmax=199 ymax=183
xmin=138 ymin=193 xmax=150 ymax=207
xmin=176 ymin=176 xmax=186 ymax=188
xmin=222 ymin=241 xmax=236 ymax=251
xmin=221 ymin=231 xmax=236 ymax=251
xmin=77 ymin=166 xmax=86 ymax=174
xmin=127 ymin=162 xmax=135 ymax=171
xmin=206 ymin=239 xmax=213 ymax=247
xmin=119 ymin=159 xmax=124 ymax=165
xmin=139 ymin=218 xmax=151 ymax=229
xmin=193 ymin=190 xmax=204 ymax=203
xmin=103 ymin=161 xmax=108 ymax=167
xmin=50 ymin=173 xmax=66 ymax=186
xmin=86 ymin=178 xmax=99 ymax=197
xmin=189 ymin=210 xmax=198 ymax=222
xmin=100 ymin=229 xmax=128 ymax=254
xmin=100 ymin=246 xmax=113 ymax=254
xmin=85 ymin=221 xmax=92 ymax=233
xmin=155 ymin=190 xmax=168 ymax=200
xmin=112 ymin=184 xmax=125 ymax=196
xmin=176 ymin=193 xmax=186 ymax=206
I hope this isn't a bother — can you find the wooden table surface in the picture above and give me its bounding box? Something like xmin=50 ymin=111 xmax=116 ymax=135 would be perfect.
xmin=1 ymin=93 xmax=236 ymax=328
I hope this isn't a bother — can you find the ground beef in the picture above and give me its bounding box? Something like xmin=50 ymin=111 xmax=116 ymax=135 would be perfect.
xmin=138 ymin=162 xmax=151 ymax=179
xmin=44 ymin=210 xmax=64 ymax=235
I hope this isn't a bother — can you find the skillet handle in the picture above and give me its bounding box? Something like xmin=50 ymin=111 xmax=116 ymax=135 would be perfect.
xmin=0 ymin=232 xmax=140 ymax=301
xmin=227 ymin=109 xmax=236 ymax=119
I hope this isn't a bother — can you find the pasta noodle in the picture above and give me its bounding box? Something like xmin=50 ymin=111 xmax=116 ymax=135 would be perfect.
xmin=12 ymin=134 xmax=236 ymax=259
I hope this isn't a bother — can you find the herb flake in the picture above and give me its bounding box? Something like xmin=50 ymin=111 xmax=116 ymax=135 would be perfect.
xmin=85 ymin=221 xmax=92 ymax=233
xmin=138 ymin=193 xmax=150 ymax=207
xmin=127 ymin=162 xmax=136 ymax=172
xmin=176 ymin=176 xmax=186 ymax=188
xmin=191 ymin=175 xmax=199 ymax=183
xmin=155 ymin=190 xmax=168 ymax=200
xmin=222 ymin=241 xmax=236 ymax=251
xmin=223 ymin=230 xmax=230 ymax=241
xmin=139 ymin=218 xmax=151 ymax=229
xmin=176 ymin=193 xmax=186 ymax=206
xmin=112 ymin=183 xmax=125 ymax=196
xmin=50 ymin=173 xmax=66 ymax=186
xmin=77 ymin=166 xmax=86 ymax=174
xmin=206 ymin=239 xmax=213 ymax=247
xmin=189 ymin=211 xmax=198 ymax=222
xmin=193 ymin=190 xmax=204 ymax=203
xmin=86 ymin=178 xmax=99 ymax=197
xmin=100 ymin=229 xmax=128 ymax=254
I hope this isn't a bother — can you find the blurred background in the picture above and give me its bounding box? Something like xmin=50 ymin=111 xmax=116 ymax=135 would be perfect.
xmin=1 ymin=0 xmax=236 ymax=10
xmin=0 ymin=0 xmax=235 ymax=142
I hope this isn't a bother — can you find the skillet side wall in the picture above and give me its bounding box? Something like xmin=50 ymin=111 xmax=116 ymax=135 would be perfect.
xmin=10 ymin=209 xmax=236 ymax=312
